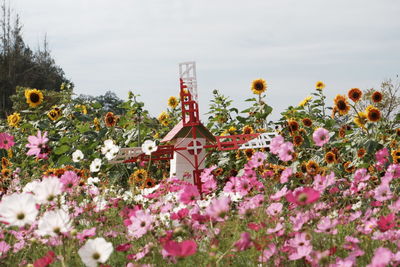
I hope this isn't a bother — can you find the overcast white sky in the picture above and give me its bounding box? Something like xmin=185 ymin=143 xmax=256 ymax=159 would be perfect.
xmin=10 ymin=0 xmax=400 ymax=121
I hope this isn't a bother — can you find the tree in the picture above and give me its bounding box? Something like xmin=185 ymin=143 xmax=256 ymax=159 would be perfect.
xmin=0 ymin=1 xmax=72 ymax=118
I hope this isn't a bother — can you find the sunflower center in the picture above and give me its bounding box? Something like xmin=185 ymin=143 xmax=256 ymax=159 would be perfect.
xmin=30 ymin=93 xmax=40 ymax=103
xmin=337 ymin=101 xmax=347 ymax=110
xmin=255 ymin=82 xmax=264 ymax=91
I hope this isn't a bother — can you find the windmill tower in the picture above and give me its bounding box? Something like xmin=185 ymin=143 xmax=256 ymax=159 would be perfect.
xmin=111 ymin=62 xmax=274 ymax=193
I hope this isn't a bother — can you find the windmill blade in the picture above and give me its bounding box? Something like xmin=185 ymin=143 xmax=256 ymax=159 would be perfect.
xmin=179 ymin=62 xmax=198 ymax=101
xmin=108 ymin=147 xmax=143 ymax=164
xmin=239 ymin=133 xmax=275 ymax=149
xmin=215 ymin=133 xmax=260 ymax=151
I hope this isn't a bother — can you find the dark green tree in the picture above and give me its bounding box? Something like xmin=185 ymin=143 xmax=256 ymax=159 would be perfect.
xmin=0 ymin=1 xmax=72 ymax=118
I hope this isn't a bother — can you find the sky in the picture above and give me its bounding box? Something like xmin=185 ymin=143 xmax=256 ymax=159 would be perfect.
xmin=10 ymin=0 xmax=400 ymax=121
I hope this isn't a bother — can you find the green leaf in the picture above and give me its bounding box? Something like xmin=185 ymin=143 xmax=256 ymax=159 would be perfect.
xmin=54 ymin=145 xmax=70 ymax=155
xmin=57 ymin=155 xmax=71 ymax=165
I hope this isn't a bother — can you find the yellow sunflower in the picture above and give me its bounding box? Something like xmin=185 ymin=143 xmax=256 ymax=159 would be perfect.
xmin=7 ymin=112 xmax=21 ymax=127
xmin=251 ymin=79 xmax=267 ymax=95
xmin=1 ymin=157 xmax=11 ymax=169
xmin=315 ymin=81 xmax=326 ymax=90
xmin=333 ymin=95 xmax=350 ymax=116
xmin=25 ymin=89 xmax=44 ymax=108
xmin=93 ymin=118 xmax=100 ymax=131
xmin=242 ymin=125 xmax=254 ymax=135
xmin=167 ymin=96 xmax=179 ymax=109
xmin=157 ymin=111 xmax=169 ymax=126
xmin=298 ymin=96 xmax=312 ymax=107
xmin=129 ymin=169 xmax=148 ymax=185
xmin=365 ymin=105 xmax=381 ymax=122
xmin=47 ymin=107 xmax=62 ymax=121
xmin=353 ymin=112 xmax=368 ymax=128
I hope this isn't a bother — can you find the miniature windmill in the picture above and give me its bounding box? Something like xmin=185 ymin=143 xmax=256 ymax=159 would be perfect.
xmin=111 ymin=62 xmax=273 ymax=193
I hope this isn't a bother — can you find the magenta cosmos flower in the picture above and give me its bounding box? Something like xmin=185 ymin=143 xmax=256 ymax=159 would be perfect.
xmin=312 ymin=127 xmax=330 ymax=147
xmin=0 ymin=133 xmax=15 ymax=150
xmin=286 ymin=187 xmax=320 ymax=206
xmin=26 ymin=131 xmax=49 ymax=159
xmin=163 ymin=239 xmax=197 ymax=257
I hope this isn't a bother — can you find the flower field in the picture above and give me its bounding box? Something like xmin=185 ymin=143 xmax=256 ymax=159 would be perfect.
xmin=0 ymin=81 xmax=399 ymax=266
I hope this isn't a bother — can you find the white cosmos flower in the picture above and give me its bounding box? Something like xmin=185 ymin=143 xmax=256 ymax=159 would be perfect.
xmin=141 ymin=140 xmax=157 ymax=155
xmin=90 ymin=158 xmax=102 ymax=173
xmin=78 ymin=237 xmax=113 ymax=267
xmin=87 ymin=177 xmax=100 ymax=186
xmin=32 ymin=177 xmax=62 ymax=204
xmin=101 ymin=140 xmax=120 ymax=160
xmin=36 ymin=209 xmax=72 ymax=237
xmin=0 ymin=193 xmax=38 ymax=227
xmin=72 ymin=150 xmax=84 ymax=162
xmin=22 ymin=180 xmax=40 ymax=193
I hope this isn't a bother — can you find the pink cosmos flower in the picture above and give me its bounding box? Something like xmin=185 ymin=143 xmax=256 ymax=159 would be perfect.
xmin=33 ymin=250 xmax=56 ymax=267
xmin=259 ymin=243 xmax=276 ymax=263
xmin=249 ymin=152 xmax=266 ymax=168
xmin=76 ymin=227 xmax=96 ymax=242
xmin=180 ymin=185 xmax=200 ymax=204
xmin=377 ymin=213 xmax=396 ymax=232
xmin=280 ymin=168 xmax=292 ymax=183
xmin=313 ymin=172 xmax=336 ymax=192
xmin=286 ymin=187 xmax=320 ymax=206
xmin=202 ymin=179 xmax=217 ymax=194
xmin=312 ymin=127 xmax=330 ymax=147
xmin=270 ymin=135 xmax=284 ymax=154
xmin=270 ymin=186 xmax=288 ymax=201
xmin=266 ymin=202 xmax=283 ymax=216
xmin=116 ymin=243 xmax=132 ymax=252
xmin=315 ymin=217 xmax=338 ymax=234
xmin=205 ymin=196 xmax=230 ymax=221
xmin=367 ymin=247 xmax=392 ymax=267
xmin=163 ymin=240 xmax=197 ymax=257
xmin=278 ymin=142 xmax=294 ymax=162
xmin=288 ymin=245 xmax=312 ymax=261
xmin=60 ymin=171 xmax=80 ymax=193
xmin=375 ymin=148 xmax=389 ymax=164
xmin=0 ymin=241 xmax=10 ymax=256
xmin=26 ymin=131 xmax=49 ymax=159
xmin=234 ymin=232 xmax=253 ymax=251
xmin=0 ymin=133 xmax=15 ymax=150
xmin=223 ymin=176 xmax=241 ymax=193
xmin=127 ymin=210 xmax=154 ymax=239
xmin=374 ymin=184 xmax=393 ymax=202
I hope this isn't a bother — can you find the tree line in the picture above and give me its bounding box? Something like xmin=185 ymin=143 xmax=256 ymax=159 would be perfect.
xmin=0 ymin=1 xmax=71 ymax=118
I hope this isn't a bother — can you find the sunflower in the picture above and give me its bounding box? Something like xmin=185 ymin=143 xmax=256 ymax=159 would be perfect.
xmin=1 ymin=157 xmax=11 ymax=169
xmin=288 ymin=120 xmax=299 ymax=133
xmin=104 ymin=112 xmax=118 ymax=127
xmin=25 ymin=89 xmax=44 ymax=108
xmin=242 ymin=125 xmax=254 ymax=135
xmin=298 ymin=96 xmax=313 ymax=107
xmin=1 ymin=168 xmax=11 ymax=178
xmin=75 ymin=104 xmax=88 ymax=114
xmin=306 ymin=160 xmax=319 ymax=176
xmin=213 ymin=168 xmax=224 ymax=176
xmin=366 ymin=106 xmax=381 ymax=122
xmin=167 ymin=96 xmax=179 ymax=109
xmin=129 ymin=169 xmax=148 ymax=185
xmin=396 ymin=128 xmax=400 ymax=137
xmin=93 ymin=118 xmax=100 ymax=131
xmin=7 ymin=112 xmax=21 ymax=127
xmin=251 ymin=79 xmax=267 ymax=95
xmin=142 ymin=178 xmax=156 ymax=189
xmin=47 ymin=107 xmax=62 ymax=121
xmin=343 ymin=162 xmax=355 ymax=173
xmin=391 ymin=148 xmax=400 ymax=164
xmin=333 ymin=95 xmax=350 ymax=116
xmin=353 ymin=112 xmax=368 ymax=129
xmin=293 ymin=135 xmax=304 ymax=146
xmin=315 ymin=81 xmax=326 ymax=90
xmin=244 ymin=148 xmax=255 ymax=160
xmin=324 ymin=152 xmax=337 ymax=164
xmin=157 ymin=111 xmax=170 ymax=126
xmin=302 ymin=118 xmax=312 ymax=127
xmin=371 ymin=91 xmax=383 ymax=103
xmin=348 ymin=88 xmax=362 ymax=102
xmin=357 ymin=148 xmax=366 ymax=158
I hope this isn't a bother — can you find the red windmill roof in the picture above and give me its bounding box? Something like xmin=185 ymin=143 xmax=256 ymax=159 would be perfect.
xmin=161 ymin=120 xmax=216 ymax=143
